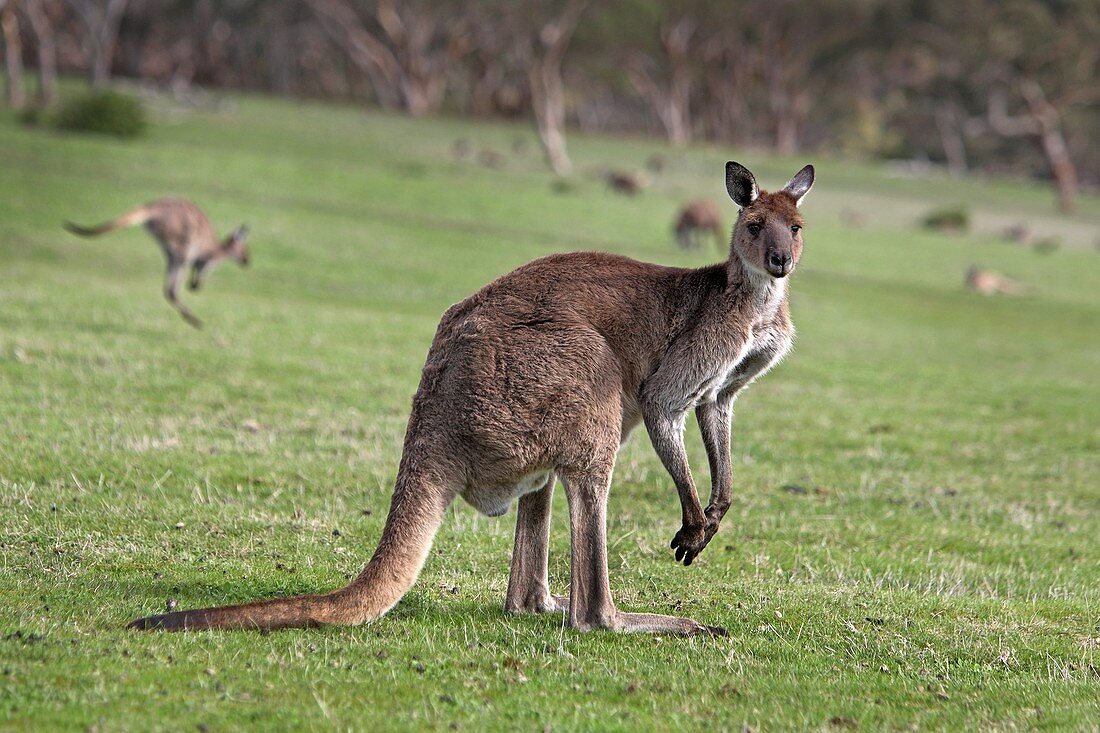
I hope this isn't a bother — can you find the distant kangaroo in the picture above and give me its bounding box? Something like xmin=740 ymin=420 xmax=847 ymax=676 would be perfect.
xmin=130 ymin=162 xmax=813 ymax=636
xmin=64 ymin=198 xmax=250 ymax=328
xmin=606 ymin=170 xmax=648 ymax=196
xmin=674 ymin=198 xmax=724 ymax=251
xmin=965 ymin=265 xmax=1027 ymax=296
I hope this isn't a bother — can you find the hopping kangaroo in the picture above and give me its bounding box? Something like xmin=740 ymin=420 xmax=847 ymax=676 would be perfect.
xmin=130 ymin=162 xmax=814 ymax=636
xmin=64 ymin=198 xmax=250 ymax=328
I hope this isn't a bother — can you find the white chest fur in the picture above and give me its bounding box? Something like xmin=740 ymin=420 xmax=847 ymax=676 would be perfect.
xmin=699 ymin=322 xmax=793 ymax=405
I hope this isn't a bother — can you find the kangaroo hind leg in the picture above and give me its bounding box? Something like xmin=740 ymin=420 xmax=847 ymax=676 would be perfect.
xmin=562 ymin=463 xmax=727 ymax=637
xmin=504 ymin=473 xmax=567 ymax=614
xmin=164 ymin=263 xmax=203 ymax=329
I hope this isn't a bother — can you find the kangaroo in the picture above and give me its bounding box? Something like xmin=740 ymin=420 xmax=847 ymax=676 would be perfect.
xmin=965 ymin=265 xmax=1027 ymax=296
xmin=606 ymin=170 xmax=649 ymax=196
xmin=674 ymin=198 xmax=724 ymax=251
xmin=129 ymin=161 xmax=813 ymax=636
xmin=64 ymin=198 xmax=250 ymax=328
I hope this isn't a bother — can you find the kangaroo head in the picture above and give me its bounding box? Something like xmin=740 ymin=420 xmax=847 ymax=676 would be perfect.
xmin=222 ymin=224 xmax=251 ymax=267
xmin=725 ymin=162 xmax=814 ymax=279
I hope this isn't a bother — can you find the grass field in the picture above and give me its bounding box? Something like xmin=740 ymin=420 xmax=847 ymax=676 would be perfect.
xmin=1 ymin=88 xmax=1098 ymax=731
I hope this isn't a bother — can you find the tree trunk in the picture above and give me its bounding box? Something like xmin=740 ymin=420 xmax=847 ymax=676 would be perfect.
xmin=89 ymin=0 xmax=127 ymax=88
xmin=627 ymin=59 xmax=692 ymax=147
xmin=523 ymin=0 xmax=589 ymax=176
xmin=665 ymin=66 xmax=691 ymax=146
xmin=23 ymin=0 xmax=55 ymax=105
xmin=700 ymin=43 xmax=754 ymax=145
xmin=775 ymin=113 xmax=798 ymax=156
xmin=1038 ymin=123 xmax=1077 ymax=214
xmin=2 ymin=4 xmax=24 ymax=109
xmin=628 ymin=17 xmax=694 ymax=147
xmin=1020 ymin=80 xmax=1077 ymax=214
xmin=976 ymin=82 xmax=1079 ymax=215
xmin=934 ymin=103 xmax=967 ymax=176
xmin=528 ymin=57 xmax=570 ymax=175
xmin=469 ymin=65 xmax=497 ymax=117
xmin=768 ymin=69 xmax=799 ymax=154
xmin=663 ymin=17 xmax=693 ymax=147
xmin=401 ymin=66 xmax=447 ymax=117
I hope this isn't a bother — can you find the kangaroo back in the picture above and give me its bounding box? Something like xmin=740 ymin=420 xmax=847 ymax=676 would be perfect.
xmin=129 ymin=469 xmax=452 ymax=631
xmin=64 ymin=206 xmax=152 ymax=238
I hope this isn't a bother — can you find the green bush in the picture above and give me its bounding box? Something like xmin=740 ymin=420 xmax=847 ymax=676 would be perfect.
xmin=16 ymin=106 xmax=44 ymax=127
xmin=55 ymin=90 xmax=147 ymax=138
xmin=921 ymin=206 xmax=969 ymax=234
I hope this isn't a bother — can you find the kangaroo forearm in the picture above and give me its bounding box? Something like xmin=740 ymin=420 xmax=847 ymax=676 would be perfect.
xmin=695 ymin=400 xmax=734 ymax=521
xmin=644 ymin=406 xmax=705 ymax=528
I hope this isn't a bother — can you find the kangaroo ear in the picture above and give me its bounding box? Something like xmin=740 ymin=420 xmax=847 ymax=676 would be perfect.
xmin=725 ymin=161 xmax=759 ymax=208
xmin=783 ymin=165 xmax=815 ymax=206
xmin=235 ymin=224 xmax=250 ymax=240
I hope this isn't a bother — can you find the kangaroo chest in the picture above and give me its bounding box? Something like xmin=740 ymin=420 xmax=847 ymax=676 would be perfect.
xmin=696 ymin=319 xmax=792 ymax=406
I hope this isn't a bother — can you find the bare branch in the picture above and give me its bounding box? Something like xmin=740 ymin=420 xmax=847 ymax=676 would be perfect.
xmin=303 ymin=0 xmax=403 ymax=109
xmin=968 ymin=87 xmax=1040 ymax=137
xmin=65 ymin=0 xmax=129 ymax=87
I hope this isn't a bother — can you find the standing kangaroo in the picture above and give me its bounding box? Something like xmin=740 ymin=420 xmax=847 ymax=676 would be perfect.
xmin=674 ymin=198 xmax=724 ymax=251
xmin=130 ymin=162 xmax=813 ymax=636
xmin=64 ymin=198 xmax=250 ymax=328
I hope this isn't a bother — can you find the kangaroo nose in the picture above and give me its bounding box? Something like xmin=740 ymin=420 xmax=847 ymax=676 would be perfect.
xmin=767 ymin=251 xmax=791 ymax=275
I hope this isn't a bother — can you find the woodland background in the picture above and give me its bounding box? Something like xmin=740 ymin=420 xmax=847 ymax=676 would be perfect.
xmin=1 ymin=0 xmax=1098 ymax=212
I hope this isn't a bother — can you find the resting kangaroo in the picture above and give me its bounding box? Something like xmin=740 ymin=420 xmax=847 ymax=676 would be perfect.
xmin=64 ymin=198 xmax=250 ymax=328
xmin=130 ymin=162 xmax=814 ymax=636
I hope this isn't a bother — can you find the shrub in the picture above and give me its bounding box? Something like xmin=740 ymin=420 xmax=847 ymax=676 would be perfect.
xmin=1032 ymin=236 xmax=1061 ymax=254
xmin=921 ymin=206 xmax=969 ymax=234
xmin=16 ymin=106 xmax=44 ymax=127
xmin=55 ymin=91 xmax=147 ymax=138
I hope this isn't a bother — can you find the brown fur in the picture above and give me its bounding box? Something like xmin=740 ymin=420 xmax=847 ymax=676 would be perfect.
xmin=606 ymin=170 xmax=648 ymax=196
xmin=64 ymin=198 xmax=250 ymax=328
xmin=965 ymin=265 xmax=1027 ymax=296
xmin=674 ymin=198 xmax=724 ymax=251
xmin=128 ymin=162 xmax=814 ymax=636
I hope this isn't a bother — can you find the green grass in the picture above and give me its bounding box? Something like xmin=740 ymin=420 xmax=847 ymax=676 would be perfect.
xmin=1 ymin=88 xmax=1098 ymax=731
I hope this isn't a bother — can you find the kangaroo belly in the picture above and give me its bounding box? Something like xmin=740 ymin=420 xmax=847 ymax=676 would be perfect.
xmin=461 ymin=469 xmax=553 ymax=517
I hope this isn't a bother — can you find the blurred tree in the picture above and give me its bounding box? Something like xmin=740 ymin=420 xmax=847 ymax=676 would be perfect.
xmin=459 ymin=4 xmax=523 ymax=117
xmin=747 ymin=0 xmax=867 ymax=155
xmin=695 ymin=8 xmax=757 ymax=146
xmin=505 ymin=0 xmax=591 ymax=175
xmin=21 ymin=0 xmax=56 ymax=105
xmin=8 ymin=0 xmax=1096 ymax=199
xmin=888 ymin=0 xmax=1099 ymax=212
xmin=625 ymin=6 xmax=696 ymax=146
xmin=65 ymin=0 xmax=128 ymax=88
xmin=965 ymin=0 xmax=1099 ymax=213
xmin=303 ymin=0 xmax=466 ymax=116
xmin=1 ymin=0 xmax=25 ymax=108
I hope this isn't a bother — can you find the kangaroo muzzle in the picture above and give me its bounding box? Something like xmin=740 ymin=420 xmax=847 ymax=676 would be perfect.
xmin=766 ymin=250 xmax=793 ymax=278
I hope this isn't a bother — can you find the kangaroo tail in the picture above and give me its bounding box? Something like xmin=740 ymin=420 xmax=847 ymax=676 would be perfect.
xmin=998 ymin=278 xmax=1029 ymax=296
xmin=64 ymin=206 xmax=151 ymax=238
xmin=128 ymin=471 xmax=453 ymax=631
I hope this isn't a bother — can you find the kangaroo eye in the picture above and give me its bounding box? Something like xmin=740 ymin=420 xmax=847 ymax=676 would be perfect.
xmin=791 ymin=225 xmax=802 ymax=234
xmin=747 ymin=223 xmax=761 ymax=236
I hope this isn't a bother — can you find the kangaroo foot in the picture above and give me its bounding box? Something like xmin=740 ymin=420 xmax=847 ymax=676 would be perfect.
xmin=572 ymin=610 xmax=727 ymax=636
xmin=615 ymin=611 xmax=727 ymax=637
xmin=504 ymin=590 xmax=568 ymax=614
